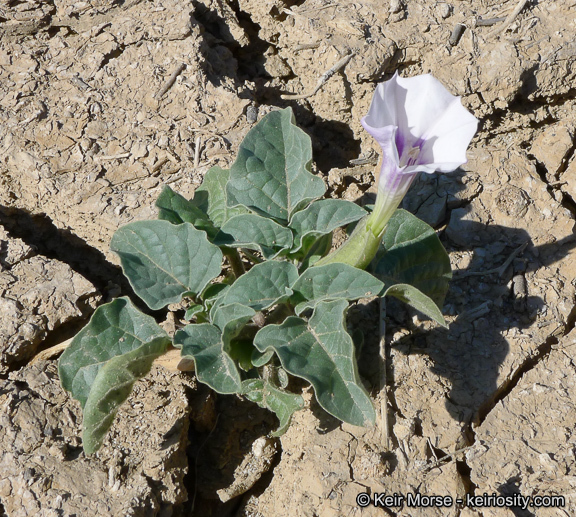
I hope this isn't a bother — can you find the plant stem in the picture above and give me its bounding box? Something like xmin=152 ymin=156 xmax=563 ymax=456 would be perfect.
xmin=379 ymin=297 xmax=389 ymax=448
xmin=241 ymin=249 xmax=264 ymax=264
xmin=224 ymin=248 xmax=245 ymax=277
xmin=266 ymin=303 xmax=294 ymax=324
xmin=315 ymin=216 xmax=383 ymax=270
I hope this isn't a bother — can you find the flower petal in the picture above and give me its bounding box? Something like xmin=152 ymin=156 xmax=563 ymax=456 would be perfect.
xmin=416 ymin=99 xmax=478 ymax=171
xmin=362 ymin=72 xmax=403 ymax=130
xmin=360 ymin=121 xmax=400 ymax=169
xmin=394 ymin=74 xmax=462 ymax=141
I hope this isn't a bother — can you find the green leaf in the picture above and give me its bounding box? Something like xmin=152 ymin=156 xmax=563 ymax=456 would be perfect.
xmin=174 ymin=324 xmax=242 ymax=394
xmin=211 ymin=303 xmax=256 ymax=359
xmin=82 ymin=336 xmax=169 ymax=454
xmin=252 ymin=348 xmax=275 ymax=368
xmin=384 ymin=283 xmax=447 ymax=327
xmin=202 ymin=283 xmax=229 ymax=303
xmin=212 ymin=302 xmax=256 ymax=332
xmin=111 ymin=220 xmax=223 ymax=310
xmin=215 ymin=213 xmax=293 ymax=259
xmin=228 ymin=339 xmax=256 ymax=371
xmin=254 ymin=299 xmax=375 ymax=427
xmin=184 ymin=304 xmax=204 ymax=320
xmin=59 ymin=297 xmax=170 ymax=407
xmin=242 ymin=379 xmax=305 ymax=436
xmin=298 ymin=232 xmax=333 ymax=270
xmin=292 ymin=263 xmax=384 ymax=315
xmin=372 ymin=209 xmax=452 ymax=310
xmin=221 ymin=260 xmax=299 ymax=311
xmin=58 ymin=297 xmax=171 ymax=454
xmin=156 ymin=185 xmax=216 ymax=236
xmin=289 ymin=199 xmax=367 ymax=253
xmin=227 ymin=108 xmax=326 ymax=221
xmin=192 ymin=166 xmax=250 ymax=227
xmin=205 ymin=284 xmax=231 ymax=320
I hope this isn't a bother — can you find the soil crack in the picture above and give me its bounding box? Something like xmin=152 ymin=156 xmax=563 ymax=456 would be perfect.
xmin=0 ymin=206 xmax=125 ymax=296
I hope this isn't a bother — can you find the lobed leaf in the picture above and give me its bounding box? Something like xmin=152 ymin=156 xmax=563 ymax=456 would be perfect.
xmin=58 ymin=297 xmax=171 ymax=454
xmin=227 ymin=108 xmax=326 ymax=221
xmin=289 ymin=199 xmax=367 ymax=253
xmin=212 ymin=302 xmax=256 ymax=332
xmin=156 ymin=185 xmax=216 ymax=236
xmin=252 ymin=348 xmax=275 ymax=368
xmin=254 ymin=299 xmax=375 ymax=427
xmin=184 ymin=304 xmax=204 ymax=320
xmin=111 ymin=220 xmax=222 ymax=310
xmin=292 ymin=263 xmax=384 ymax=315
xmin=82 ymin=336 xmax=169 ymax=454
xmin=221 ymin=260 xmax=299 ymax=311
xmin=384 ymin=283 xmax=447 ymax=327
xmin=242 ymin=379 xmax=305 ymax=436
xmin=59 ymin=297 xmax=170 ymax=408
xmin=175 ymin=323 xmax=242 ymax=394
xmin=214 ymin=213 xmax=293 ymax=258
xmin=211 ymin=302 xmax=257 ymax=357
xmin=192 ymin=166 xmax=250 ymax=227
xmin=372 ymin=209 xmax=452 ymax=310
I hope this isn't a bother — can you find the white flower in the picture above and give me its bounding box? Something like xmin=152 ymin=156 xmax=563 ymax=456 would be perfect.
xmin=363 ymin=72 xmax=478 ymax=236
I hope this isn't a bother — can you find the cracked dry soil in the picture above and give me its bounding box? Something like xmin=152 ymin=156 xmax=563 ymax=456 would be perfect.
xmin=1 ymin=0 xmax=576 ymax=515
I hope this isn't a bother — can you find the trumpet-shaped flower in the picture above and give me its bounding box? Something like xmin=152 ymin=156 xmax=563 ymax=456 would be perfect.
xmin=317 ymin=73 xmax=478 ymax=269
xmin=364 ymin=72 xmax=478 ymax=237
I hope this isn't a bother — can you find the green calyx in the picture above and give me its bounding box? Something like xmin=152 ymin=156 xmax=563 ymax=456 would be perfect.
xmin=315 ymin=216 xmax=384 ymax=270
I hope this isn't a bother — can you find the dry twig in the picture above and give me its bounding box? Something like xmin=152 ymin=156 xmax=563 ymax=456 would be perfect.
xmin=30 ymin=339 xmax=194 ymax=371
xmin=95 ymin=152 xmax=132 ymax=162
xmin=281 ymin=53 xmax=355 ymax=100
xmin=193 ymin=135 xmax=202 ymax=169
xmin=420 ymin=444 xmax=477 ymax=471
xmin=379 ymin=297 xmax=389 ymax=448
xmin=453 ymin=241 xmax=528 ymax=279
xmin=154 ymin=62 xmax=186 ymax=99
xmin=487 ymin=0 xmax=529 ymax=37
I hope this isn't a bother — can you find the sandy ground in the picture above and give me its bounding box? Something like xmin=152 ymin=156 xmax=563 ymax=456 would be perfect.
xmin=1 ymin=0 xmax=576 ymax=515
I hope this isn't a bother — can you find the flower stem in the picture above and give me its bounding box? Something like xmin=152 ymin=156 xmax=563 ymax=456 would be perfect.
xmin=314 ymin=216 xmax=384 ymax=270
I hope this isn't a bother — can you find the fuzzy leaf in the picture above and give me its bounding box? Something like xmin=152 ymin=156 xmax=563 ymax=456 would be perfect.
xmin=254 ymin=299 xmax=375 ymax=427
xmin=221 ymin=260 xmax=299 ymax=311
xmin=251 ymin=349 xmax=275 ymax=368
xmin=227 ymin=108 xmax=326 ymax=221
xmin=215 ymin=213 xmax=293 ymax=258
xmin=212 ymin=302 xmax=256 ymax=332
xmin=211 ymin=302 xmax=256 ymax=357
xmin=385 ymin=283 xmax=447 ymax=327
xmin=111 ymin=220 xmax=222 ymax=310
xmin=175 ymin=324 xmax=242 ymax=394
xmin=59 ymin=297 xmax=170 ymax=407
xmin=292 ymin=263 xmax=384 ymax=315
xmin=184 ymin=304 xmax=204 ymax=320
xmin=192 ymin=166 xmax=250 ymax=227
xmin=156 ymin=185 xmax=215 ymax=236
xmin=82 ymin=336 xmax=169 ymax=454
xmin=58 ymin=297 xmax=171 ymax=454
xmin=372 ymin=209 xmax=452 ymax=309
xmin=242 ymin=379 xmax=305 ymax=436
xmin=289 ymin=199 xmax=367 ymax=253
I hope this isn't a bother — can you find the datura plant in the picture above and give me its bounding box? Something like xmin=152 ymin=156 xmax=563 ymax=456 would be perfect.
xmin=58 ymin=73 xmax=478 ymax=454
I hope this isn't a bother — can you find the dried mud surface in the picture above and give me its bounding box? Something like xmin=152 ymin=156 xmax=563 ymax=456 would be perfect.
xmin=1 ymin=0 xmax=575 ymax=516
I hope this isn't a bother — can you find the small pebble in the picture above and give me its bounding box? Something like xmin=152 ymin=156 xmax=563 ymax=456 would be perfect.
xmin=449 ymin=23 xmax=465 ymax=46
xmin=389 ymin=0 xmax=404 ymax=14
xmin=246 ymin=105 xmax=258 ymax=124
xmin=437 ymin=3 xmax=451 ymax=19
xmin=142 ymin=176 xmax=160 ymax=189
